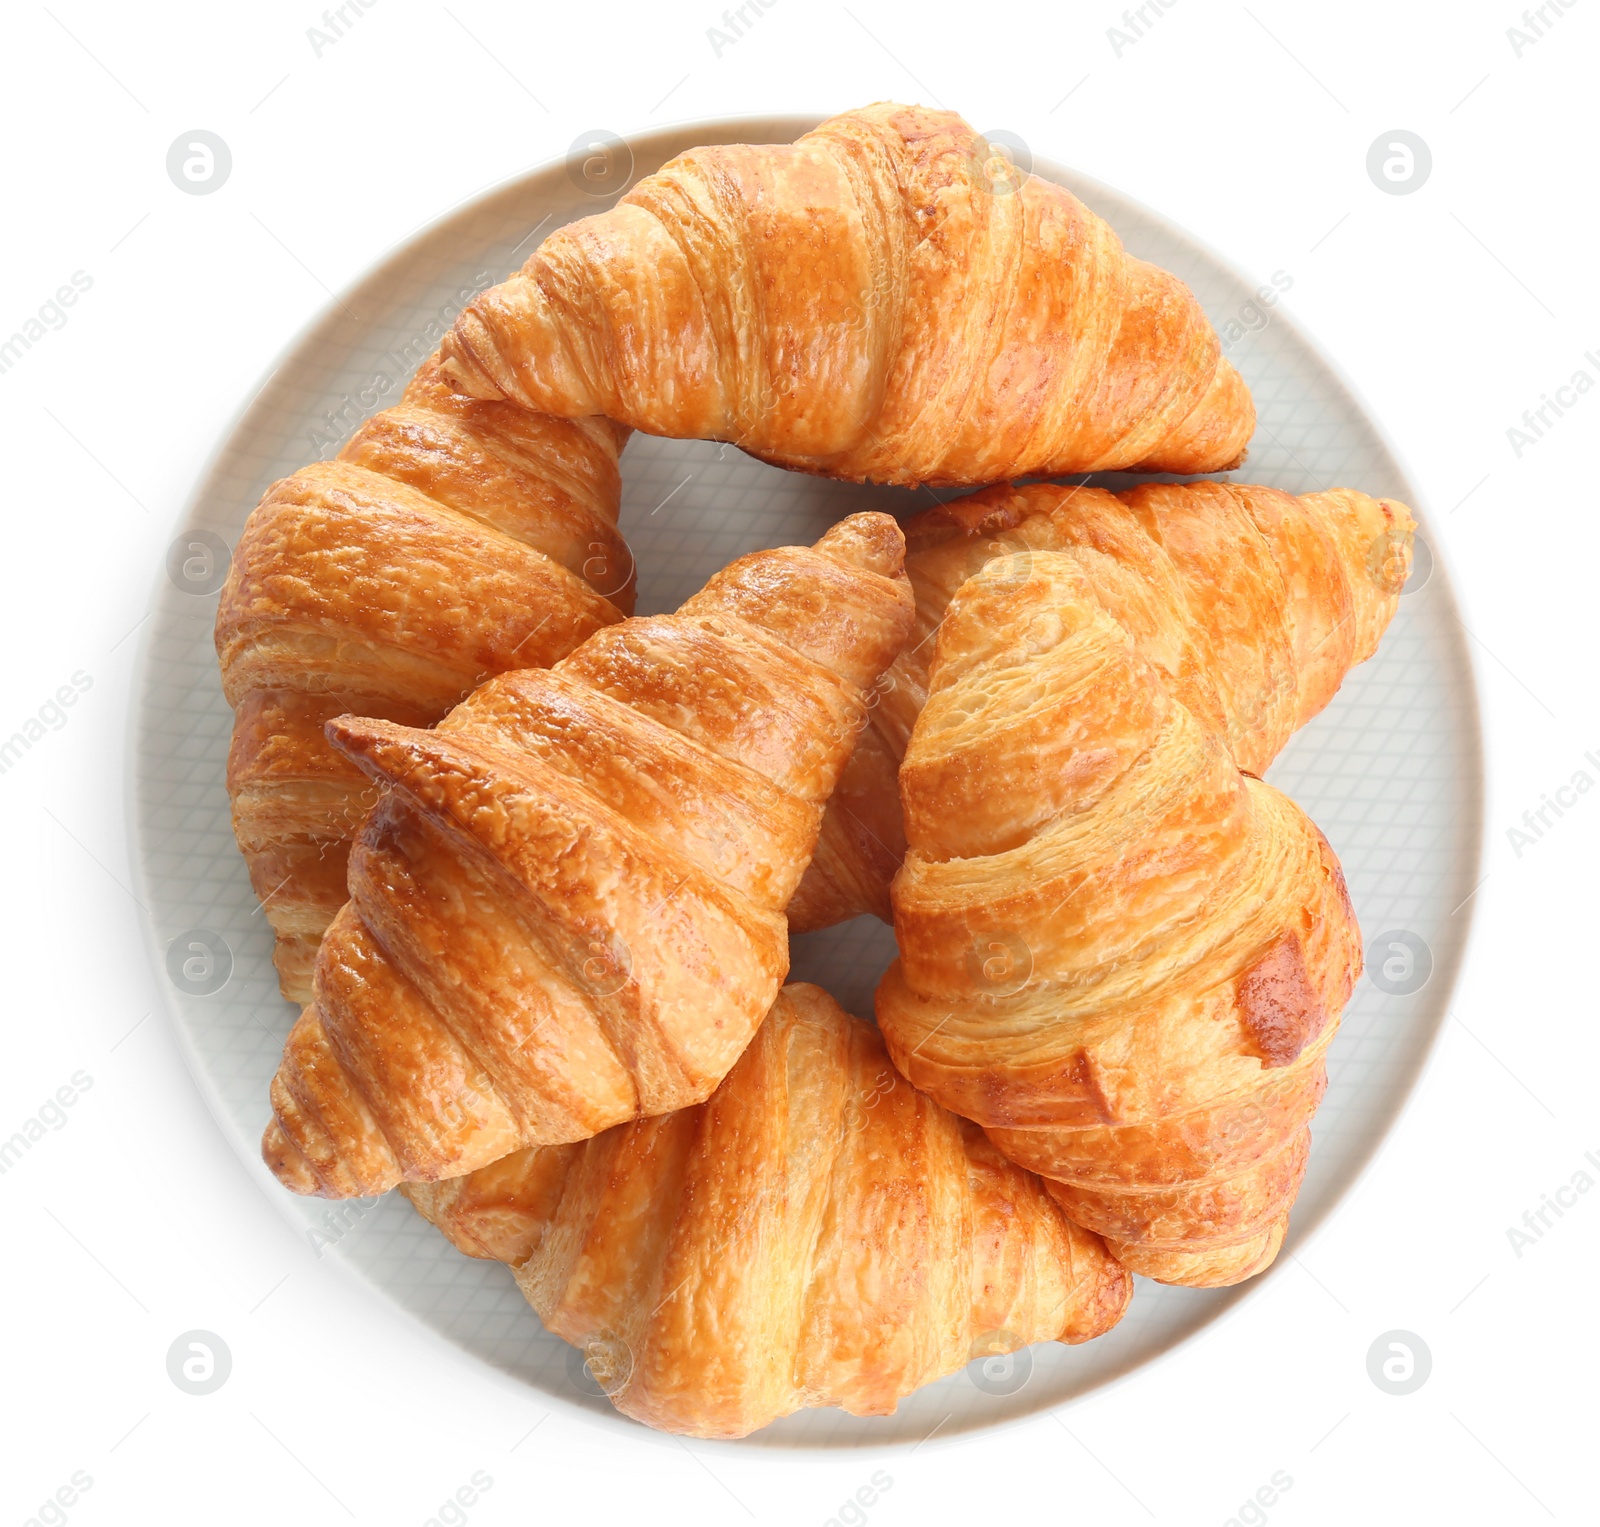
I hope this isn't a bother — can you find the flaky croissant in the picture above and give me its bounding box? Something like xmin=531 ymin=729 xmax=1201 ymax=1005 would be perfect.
xmin=439 ymin=103 xmax=1253 ymax=486
xmin=791 ymin=480 xmax=1412 ymax=932
xmin=262 ymin=515 xmax=914 ymax=1198
xmin=876 ymin=551 xmax=1367 ymax=1287
xmin=406 ymin=983 xmax=1131 ymax=1438
xmin=216 ymin=357 xmax=633 ymax=1001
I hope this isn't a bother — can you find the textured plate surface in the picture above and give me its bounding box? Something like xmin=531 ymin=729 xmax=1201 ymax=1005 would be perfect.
xmin=129 ymin=116 xmax=1482 ymax=1449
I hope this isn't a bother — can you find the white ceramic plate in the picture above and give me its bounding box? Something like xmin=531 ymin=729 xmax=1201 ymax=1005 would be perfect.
xmin=128 ymin=116 xmax=1483 ymax=1449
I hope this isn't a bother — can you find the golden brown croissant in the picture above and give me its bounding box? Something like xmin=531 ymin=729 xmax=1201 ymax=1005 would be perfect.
xmin=790 ymin=479 xmax=1412 ymax=932
xmin=216 ymin=357 xmax=633 ymax=1001
xmin=439 ymin=103 xmax=1254 ymax=486
xmin=262 ymin=514 xmax=914 ymax=1199
xmin=875 ymin=551 xmax=1371 ymax=1287
xmin=406 ymin=983 xmax=1131 ymax=1438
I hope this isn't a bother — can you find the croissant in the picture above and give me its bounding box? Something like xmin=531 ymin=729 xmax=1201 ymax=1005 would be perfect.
xmin=216 ymin=357 xmax=633 ymax=1001
xmin=262 ymin=514 xmax=914 ymax=1198
xmin=406 ymin=983 xmax=1132 ymax=1438
xmin=790 ymin=479 xmax=1412 ymax=932
xmin=875 ymin=551 xmax=1370 ymax=1287
xmin=439 ymin=103 xmax=1253 ymax=486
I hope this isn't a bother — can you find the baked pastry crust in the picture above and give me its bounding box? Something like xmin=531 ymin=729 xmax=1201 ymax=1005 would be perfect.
xmin=407 ymin=984 xmax=1131 ymax=1438
xmin=441 ymin=103 xmax=1254 ymax=485
xmin=876 ymin=549 xmax=1369 ymax=1286
xmin=216 ymin=357 xmax=632 ymax=1001
xmin=792 ymin=480 xmax=1413 ymax=931
xmin=262 ymin=515 xmax=913 ymax=1198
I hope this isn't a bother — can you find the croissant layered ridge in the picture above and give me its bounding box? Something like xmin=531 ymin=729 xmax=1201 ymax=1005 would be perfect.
xmin=790 ymin=478 xmax=1413 ymax=932
xmin=440 ymin=102 xmax=1254 ymax=486
xmin=875 ymin=551 xmax=1364 ymax=1287
xmin=406 ymin=984 xmax=1131 ymax=1438
xmin=262 ymin=515 xmax=915 ymax=1199
xmin=216 ymin=357 xmax=634 ymax=1001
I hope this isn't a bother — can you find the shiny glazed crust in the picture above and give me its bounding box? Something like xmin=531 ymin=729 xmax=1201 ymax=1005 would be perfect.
xmin=440 ymin=102 xmax=1254 ymax=486
xmin=876 ymin=550 xmax=1368 ymax=1286
xmin=216 ymin=357 xmax=632 ymax=1001
xmin=407 ymin=984 xmax=1131 ymax=1438
xmin=791 ymin=479 xmax=1413 ymax=931
xmin=261 ymin=515 xmax=914 ymax=1198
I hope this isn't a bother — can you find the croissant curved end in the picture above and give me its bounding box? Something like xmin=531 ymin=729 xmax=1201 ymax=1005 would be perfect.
xmin=1106 ymin=1212 xmax=1289 ymax=1289
xmin=813 ymin=511 xmax=908 ymax=580
xmin=439 ymin=316 xmax=508 ymax=402
xmin=1131 ymin=358 xmax=1256 ymax=475
xmin=261 ymin=1118 xmax=322 ymax=1196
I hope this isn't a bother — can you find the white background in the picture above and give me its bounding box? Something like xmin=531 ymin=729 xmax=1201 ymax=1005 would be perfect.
xmin=1 ymin=1 xmax=1595 ymax=1522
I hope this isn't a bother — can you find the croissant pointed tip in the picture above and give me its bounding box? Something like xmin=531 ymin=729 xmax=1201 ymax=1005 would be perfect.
xmin=439 ymin=323 xmax=507 ymax=401
xmin=262 ymin=1118 xmax=322 ymax=1196
xmin=814 ymin=512 xmax=906 ymax=581
xmin=322 ymin=713 xmax=412 ymax=769
xmin=322 ymin=712 xmax=371 ymax=761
